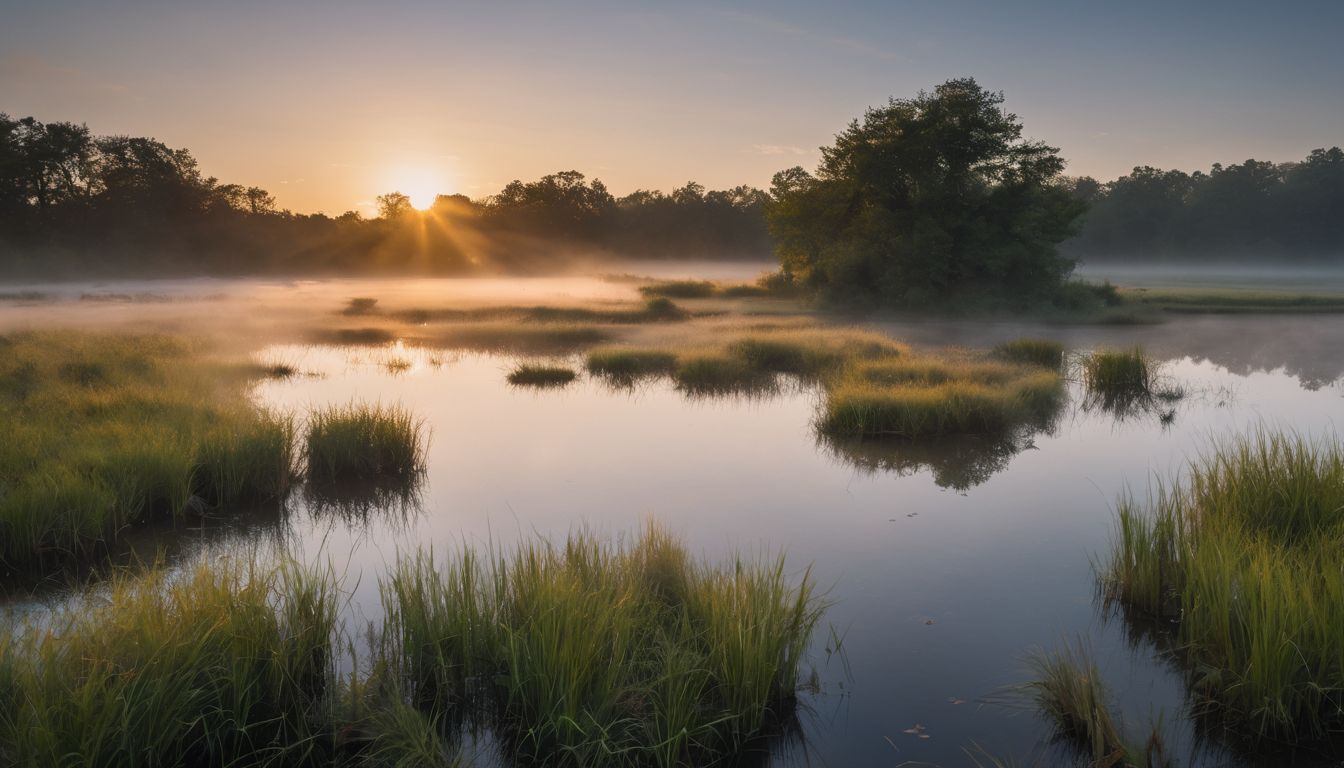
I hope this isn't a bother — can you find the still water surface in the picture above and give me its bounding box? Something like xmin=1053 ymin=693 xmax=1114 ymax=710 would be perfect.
xmin=6 ymin=272 xmax=1344 ymax=766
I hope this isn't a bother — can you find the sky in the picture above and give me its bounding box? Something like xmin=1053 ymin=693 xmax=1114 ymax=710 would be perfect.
xmin=3 ymin=0 xmax=1341 ymax=215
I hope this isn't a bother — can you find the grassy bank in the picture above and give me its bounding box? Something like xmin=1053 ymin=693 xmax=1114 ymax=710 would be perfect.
xmin=1103 ymin=430 xmax=1344 ymax=739
xmin=378 ymin=524 xmax=824 ymax=766
xmin=0 ymin=332 xmax=296 ymax=576
xmin=0 ymin=526 xmax=825 ymax=767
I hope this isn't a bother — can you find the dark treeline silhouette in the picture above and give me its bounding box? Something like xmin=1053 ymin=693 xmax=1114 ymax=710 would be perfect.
xmin=766 ymin=78 xmax=1084 ymax=307
xmin=1066 ymin=148 xmax=1344 ymax=262
xmin=0 ymin=114 xmax=770 ymax=277
xmin=3 ymin=110 xmax=1341 ymax=282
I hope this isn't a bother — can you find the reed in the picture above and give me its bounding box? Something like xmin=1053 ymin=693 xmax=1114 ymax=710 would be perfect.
xmin=305 ymin=403 xmax=427 ymax=486
xmin=0 ymin=332 xmax=297 ymax=576
xmin=994 ymin=338 xmax=1065 ymax=369
xmin=378 ymin=524 xmax=825 ymax=765
xmin=0 ymin=556 xmax=340 ymax=767
xmin=1103 ymin=430 xmax=1344 ymax=738
xmin=506 ymin=364 xmax=578 ymax=387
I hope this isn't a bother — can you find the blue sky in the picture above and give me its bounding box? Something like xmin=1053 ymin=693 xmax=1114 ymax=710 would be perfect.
xmin=3 ymin=0 xmax=1340 ymax=213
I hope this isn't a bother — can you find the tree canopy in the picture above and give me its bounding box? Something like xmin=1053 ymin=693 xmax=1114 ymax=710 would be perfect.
xmin=766 ymin=78 xmax=1086 ymax=306
xmin=1066 ymin=147 xmax=1344 ymax=260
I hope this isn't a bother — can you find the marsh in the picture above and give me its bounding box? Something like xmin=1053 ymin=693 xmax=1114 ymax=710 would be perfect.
xmin=3 ymin=268 xmax=1344 ymax=765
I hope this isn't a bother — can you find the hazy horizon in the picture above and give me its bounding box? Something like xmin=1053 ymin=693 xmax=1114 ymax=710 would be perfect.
xmin=4 ymin=0 xmax=1341 ymax=216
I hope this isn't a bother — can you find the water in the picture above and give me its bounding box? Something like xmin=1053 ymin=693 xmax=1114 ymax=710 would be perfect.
xmin=4 ymin=272 xmax=1344 ymax=765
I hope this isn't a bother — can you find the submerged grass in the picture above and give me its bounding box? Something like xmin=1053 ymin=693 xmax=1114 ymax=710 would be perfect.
xmin=379 ymin=524 xmax=825 ymax=766
xmin=0 ymin=332 xmax=297 ymax=576
xmin=424 ymin=323 xmax=611 ymax=354
xmin=585 ymin=347 xmax=680 ymax=382
xmin=1103 ymin=430 xmax=1344 ymax=740
xmin=506 ymin=364 xmax=578 ymax=387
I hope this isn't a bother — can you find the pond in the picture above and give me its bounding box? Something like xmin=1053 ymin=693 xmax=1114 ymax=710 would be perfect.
xmin=5 ymin=273 xmax=1344 ymax=766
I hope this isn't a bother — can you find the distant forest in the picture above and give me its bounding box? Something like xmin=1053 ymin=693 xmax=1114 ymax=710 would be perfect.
xmin=1066 ymin=148 xmax=1344 ymax=262
xmin=0 ymin=114 xmax=770 ymax=277
xmin=1 ymin=112 xmax=1341 ymax=278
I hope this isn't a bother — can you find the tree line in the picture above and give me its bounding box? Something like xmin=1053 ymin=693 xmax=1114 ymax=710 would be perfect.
xmin=0 ymin=114 xmax=769 ymax=277
xmin=3 ymin=99 xmax=1341 ymax=297
xmin=1065 ymin=149 xmax=1344 ymax=261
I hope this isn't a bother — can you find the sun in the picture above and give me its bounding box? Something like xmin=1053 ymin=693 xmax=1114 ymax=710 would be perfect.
xmin=384 ymin=166 xmax=449 ymax=211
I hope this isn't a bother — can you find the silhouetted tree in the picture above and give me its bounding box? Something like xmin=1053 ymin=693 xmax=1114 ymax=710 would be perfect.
xmin=376 ymin=191 xmax=413 ymax=220
xmin=767 ymin=79 xmax=1086 ymax=306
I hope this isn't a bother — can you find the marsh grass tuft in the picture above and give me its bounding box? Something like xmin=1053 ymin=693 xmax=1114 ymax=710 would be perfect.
xmin=0 ymin=555 xmax=341 ymax=766
xmin=0 ymin=332 xmax=297 ymax=576
xmin=1023 ymin=643 xmax=1168 ymax=767
xmin=1081 ymin=347 xmax=1184 ymax=418
xmin=1103 ymin=430 xmax=1344 ymax=739
xmin=305 ymin=403 xmax=427 ymax=487
xmin=379 ymin=524 xmax=825 ymax=765
xmin=585 ymin=347 xmax=680 ymax=383
xmin=506 ymin=364 xmax=578 ymax=387
xmin=994 ymin=338 xmax=1064 ymax=369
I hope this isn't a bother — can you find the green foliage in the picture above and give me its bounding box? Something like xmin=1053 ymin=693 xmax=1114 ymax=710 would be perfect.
xmin=1069 ymin=147 xmax=1344 ymax=259
xmin=585 ymin=348 xmax=680 ymax=382
xmin=0 ymin=332 xmax=296 ymax=575
xmin=1024 ymin=644 xmax=1169 ymax=767
xmin=506 ymin=364 xmax=578 ymax=387
xmin=379 ymin=524 xmax=825 ymax=766
xmin=993 ymin=338 xmax=1064 ymax=369
xmin=1103 ymin=431 xmax=1344 ymax=738
xmin=305 ymin=404 xmax=426 ymax=486
xmin=0 ymin=557 xmax=340 ymax=767
xmin=766 ymin=79 xmax=1086 ymax=307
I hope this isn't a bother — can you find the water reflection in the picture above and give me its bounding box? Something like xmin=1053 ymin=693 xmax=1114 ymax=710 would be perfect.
xmin=822 ymin=432 xmax=1040 ymax=491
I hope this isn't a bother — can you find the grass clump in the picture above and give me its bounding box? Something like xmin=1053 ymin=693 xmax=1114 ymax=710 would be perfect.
xmin=0 ymin=332 xmax=296 ymax=576
xmin=672 ymin=352 xmax=776 ymax=396
xmin=1024 ymin=643 xmax=1168 ymax=767
xmin=379 ymin=524 xmax=825 ymax=766
xmin=506 ymin=364 xmax=578 ymax=388
xmin=305 ymin=404 xmax=427 ymax=487
xmin=0 ymin=556 xmax=341 ymax=766
xmin=585 ymin=347 xmax=679 ymax=382
xmin=427 ymin=323 xmax=610 ymax=354
xmin=1081 ymin=347 xmax=1184 ymax=417
xmin=819 ymin=359 xmax=1064 ymax=439
xmin=994 ymin=338 xmax=1064 ymax=369
xmin=1103 ymin=430 xmax=1344 ymax=739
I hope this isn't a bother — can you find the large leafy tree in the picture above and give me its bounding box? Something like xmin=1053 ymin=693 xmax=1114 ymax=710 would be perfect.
xmin=767 ymin=78 xmax=1086 ymax=306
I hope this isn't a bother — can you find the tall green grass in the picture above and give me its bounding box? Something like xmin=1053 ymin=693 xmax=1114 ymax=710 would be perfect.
xmin=0 ymin=556 xmax=340 ymax=767
xmin=1103 ymin=430 xmax=1344 ymax=739
xmin=1023 ymin=644 xmax=1168 ymax=767
xmin=994 ymin=338 xmax=1064 ymax=369
xmin=0 ymin=332 xmax=297 ymax=576
xmin=305 ymin=404 xmax=427 ymax=486
xmin=379 ymin=525 xmax=825 ymax=766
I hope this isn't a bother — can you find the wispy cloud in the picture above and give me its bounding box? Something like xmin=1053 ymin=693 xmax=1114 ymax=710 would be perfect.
xmin=715 ymin=9 xmax=903 ymax=63
xmin=752 ymin=144 xmax=811 ymax=156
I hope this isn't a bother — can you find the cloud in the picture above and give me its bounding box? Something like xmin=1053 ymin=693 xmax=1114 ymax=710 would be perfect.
xmin=716 ymin=9 xmax=903 ymax=63
xmin=752 ymin=144 xmax=811 ymax=156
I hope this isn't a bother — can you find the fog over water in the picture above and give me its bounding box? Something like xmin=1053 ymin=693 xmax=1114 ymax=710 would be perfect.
xmin=3 ymin=266 xmax=1344 ymax=765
